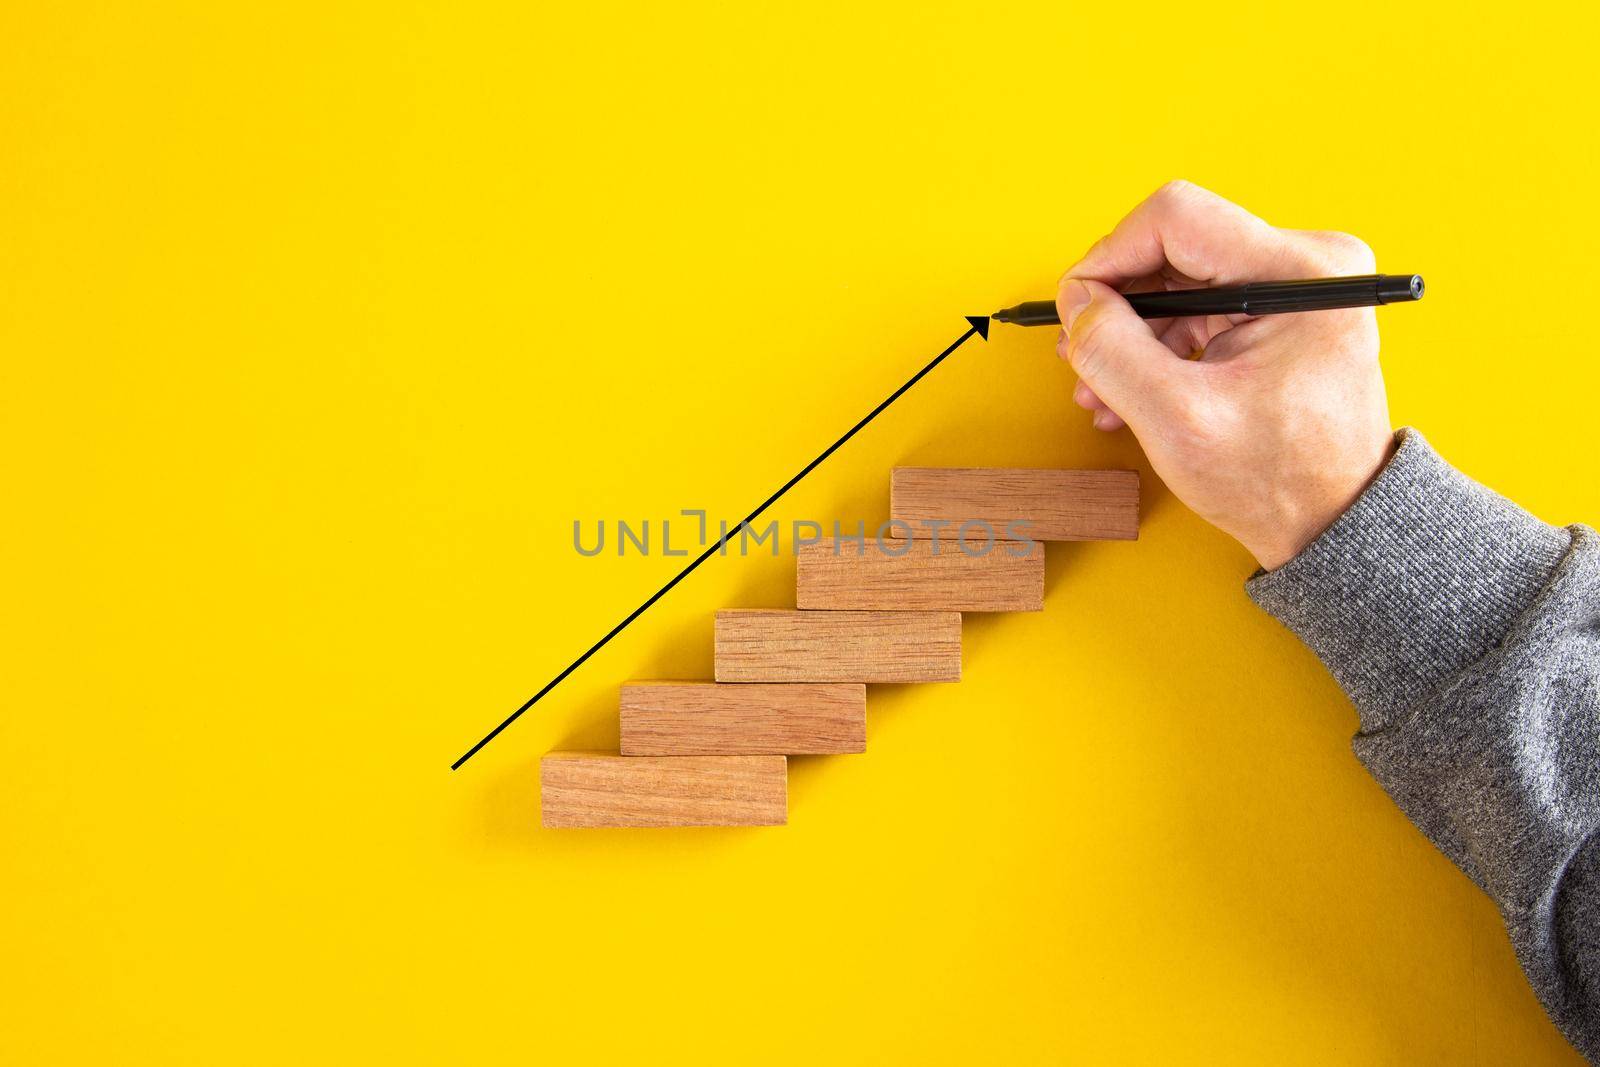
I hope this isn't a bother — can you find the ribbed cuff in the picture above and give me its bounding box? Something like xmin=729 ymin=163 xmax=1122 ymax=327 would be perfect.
xmin=1246 ymin=428 xmax=1570 ymax=734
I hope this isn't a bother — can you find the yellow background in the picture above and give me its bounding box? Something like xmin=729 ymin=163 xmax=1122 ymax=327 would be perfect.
xmin=3 ymin=2 xmax=1595 ymax=1063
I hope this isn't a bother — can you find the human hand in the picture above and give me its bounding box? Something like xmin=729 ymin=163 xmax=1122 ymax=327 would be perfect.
xmin=1057 ymin=181 xmax=1395 ymax=571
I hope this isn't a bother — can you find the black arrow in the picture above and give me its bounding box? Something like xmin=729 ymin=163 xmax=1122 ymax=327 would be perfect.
xmin=450 ymin=315 xmax=991 ymax=769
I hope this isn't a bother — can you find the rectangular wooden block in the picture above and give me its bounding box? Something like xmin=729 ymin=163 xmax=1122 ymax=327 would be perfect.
xmin=620 ymin=682 xmax=866 ymax=755
xmin=796 ymin=537 xmax=1043 ymax=612
xmin=890 ymin=467 xmax=1139 ymax=541
xmin=715 ymin=609 xmax=961 ymax=683
xmin=540 ymin=752 xmax=787 ymax=828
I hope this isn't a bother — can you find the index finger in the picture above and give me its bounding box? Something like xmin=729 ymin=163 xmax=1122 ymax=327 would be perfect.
xmin=1064 ymin=180 xmax=1295 ymax=289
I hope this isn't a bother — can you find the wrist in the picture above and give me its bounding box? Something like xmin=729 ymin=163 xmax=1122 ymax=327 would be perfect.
xmin=1245 ymin=427 xmax=1570 ymax=731
xmin=1242 ymin=432 xmax=1398 ymax=572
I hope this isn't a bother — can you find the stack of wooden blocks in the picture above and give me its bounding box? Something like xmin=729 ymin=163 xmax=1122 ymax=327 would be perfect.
xmin=541 ymin=466 xmax=1139 ymax=827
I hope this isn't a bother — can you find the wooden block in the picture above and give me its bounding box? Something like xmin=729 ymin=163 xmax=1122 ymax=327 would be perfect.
xmin=621 ymin=682 xmax=866 ymax=755
xmin=715 ymin=609 xmax=960 ymax=683
xmin=890 ymin=467 xmax=1139 ymax=541
xmin=796 ymin=537 xmax=1043 ymax=612
xmin=541 ymin=752 xmax=786 ymax=828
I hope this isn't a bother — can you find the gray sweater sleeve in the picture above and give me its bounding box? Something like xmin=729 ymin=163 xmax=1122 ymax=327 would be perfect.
xmin=1246 ymin=428 xmax=1600 ymax=1062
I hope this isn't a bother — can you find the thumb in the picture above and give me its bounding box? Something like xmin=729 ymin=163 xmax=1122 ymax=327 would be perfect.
xmin=1056 ymin=279 xmax=1185 ymax=426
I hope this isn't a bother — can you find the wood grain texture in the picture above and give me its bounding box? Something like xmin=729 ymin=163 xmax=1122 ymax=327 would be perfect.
xmin=796 ymin=537 xmax=1043 ymax=612
xmin=714 ymin=609 xmax=961 ymax=683
xmin=890 ymin=467 xmax=1139 ymax=541
xmin=540 ymin=752 xmax=787 ymax=828
xmin=620 ymin=682 xmax=866 ymax=755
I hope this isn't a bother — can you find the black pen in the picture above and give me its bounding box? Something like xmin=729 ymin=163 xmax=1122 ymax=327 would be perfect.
xmin=992 ymin=273 xmax=1425 ymax=326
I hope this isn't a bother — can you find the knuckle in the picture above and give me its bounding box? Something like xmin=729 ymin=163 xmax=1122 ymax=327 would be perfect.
xmin=1306 ymin=230 xmax=1377 ymax=272
xmin=1151 ymin=178 xmax=1221 ymax=216
xmin=1147 ymin=179 xmax=1231 ymax=237
xmin=1154 ymin=178 xmax=1194 ymax=203
xmin=1147 ymin=180 xmax=1191 ymax=218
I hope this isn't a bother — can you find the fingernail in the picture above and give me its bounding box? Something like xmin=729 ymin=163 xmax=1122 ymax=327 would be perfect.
xmin=1060 ymin=280 xmax=1093 ymax=329
xmin=1093 ymin=411 xmax=1112 ymax=431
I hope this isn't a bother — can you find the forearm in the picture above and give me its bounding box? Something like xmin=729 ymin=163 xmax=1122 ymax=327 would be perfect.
xmin=1247 ymin=428 xmax=1600 ymax=1062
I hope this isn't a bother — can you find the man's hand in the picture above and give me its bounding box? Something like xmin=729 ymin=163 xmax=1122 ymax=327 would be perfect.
xmin=1058 ymin=180 xmax=1394 ymax=571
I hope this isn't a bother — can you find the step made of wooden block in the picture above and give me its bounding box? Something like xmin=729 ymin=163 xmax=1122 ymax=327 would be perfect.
xmin=541 ymin=752 xmax=787 ymax=828
xmin=796 ymin=537 xmax=1043 ymax=612
xmin=620 ymin=682 xmax=866 ymax=755
xmin=890 ymin=467 xmax=1139 ymax=541
xmin=715 ymin=609 xmax=961 ymax=683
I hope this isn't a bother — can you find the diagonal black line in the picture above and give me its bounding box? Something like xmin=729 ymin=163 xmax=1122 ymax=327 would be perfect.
xmin=450 ymin=321 xmax=984 ymax=770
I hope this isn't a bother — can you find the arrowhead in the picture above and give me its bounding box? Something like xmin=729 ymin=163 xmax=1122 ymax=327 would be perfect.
xmin=965 ymin=315 xmax=990 ymax=341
